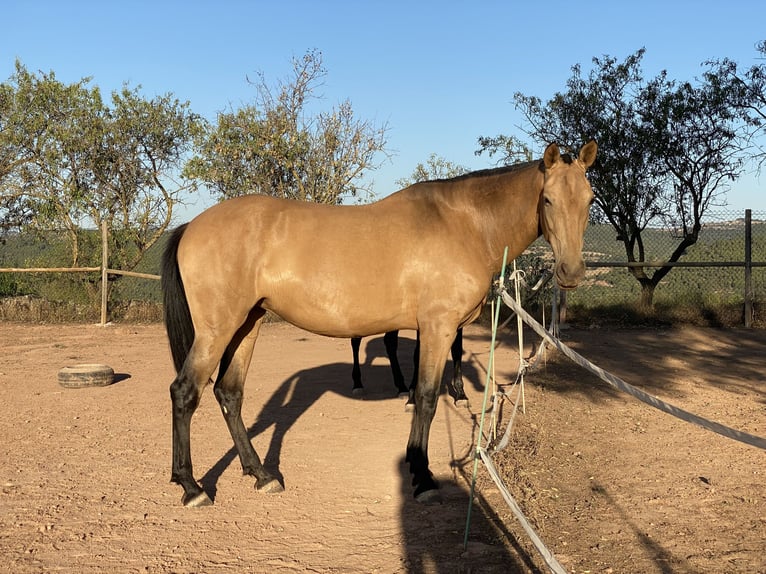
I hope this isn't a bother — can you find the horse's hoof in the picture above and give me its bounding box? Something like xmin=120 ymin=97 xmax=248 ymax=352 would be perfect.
xmin=397 ymin=390 xmax=410 ymax=398
xmin=415 ymin=489 xmax=443 ymax=505
xmin=454 ymin=398 xmax=469 ymax=408
xmin=404 ymin=402 xmax=415 ymax=413
xmin=352 ymin=388 xmax=365 ymax=398
xmin=256 ymin=479 xmax=284 ymax=494
xmin=183 ymin=491 xmax=213 ymax=508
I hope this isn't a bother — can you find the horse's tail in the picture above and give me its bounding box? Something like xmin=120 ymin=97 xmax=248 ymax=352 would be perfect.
xmin=161 ymin=224 xmax=194 ymax=373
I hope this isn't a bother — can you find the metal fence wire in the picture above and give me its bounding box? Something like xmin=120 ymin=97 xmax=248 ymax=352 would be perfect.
xmin=569 ymin=210 xmax=766 ymax=309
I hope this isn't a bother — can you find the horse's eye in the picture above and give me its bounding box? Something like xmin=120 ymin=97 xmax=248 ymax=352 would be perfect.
xmin=543 ymin=196 xmax=552 ymax=206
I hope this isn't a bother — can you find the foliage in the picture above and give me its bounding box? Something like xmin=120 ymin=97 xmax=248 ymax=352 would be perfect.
xmin=184 ymin=50 xmax=390 ymax=204
xmin=0 ymin=60 xmax=204 ymax=306
xmin=474 ymin=134 xmax=535 ymax=166
xmin=395 ymin=153 xmax=469 ymax=188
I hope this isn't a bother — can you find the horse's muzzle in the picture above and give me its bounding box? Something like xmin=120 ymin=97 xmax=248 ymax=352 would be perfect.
xmin=555 ymin=259 xmax=586 ymax=290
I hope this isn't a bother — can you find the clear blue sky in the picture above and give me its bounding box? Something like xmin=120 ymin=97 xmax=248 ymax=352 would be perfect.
xmin=3 ymin=0 xmax=765 ymax=221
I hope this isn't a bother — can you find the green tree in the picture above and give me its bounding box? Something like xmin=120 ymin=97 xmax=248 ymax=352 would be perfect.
xmin=474 ymin=134 xmax=534 ymax=167
xmin=0 ymin=62 xmax=103 ymax=260
xmin=185 ymin=50 xmax=390 ymax=204
xmin=87 ymin=86 xmax=203 ymax=272
xmin=0 ymin=61 xmax=203 ymax=301
xmin=479 ymin=49 xmax=751 ymax=307
xmin=395 ymin=153 xmax=468 ymax=188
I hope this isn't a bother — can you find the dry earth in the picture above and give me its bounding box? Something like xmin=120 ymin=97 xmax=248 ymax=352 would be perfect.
xmin=0 ymin=320 xmax=764 ymax=573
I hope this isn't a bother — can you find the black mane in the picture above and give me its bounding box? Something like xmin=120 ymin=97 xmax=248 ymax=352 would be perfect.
xmin=423 ymin=152 xmax=577 ymax=185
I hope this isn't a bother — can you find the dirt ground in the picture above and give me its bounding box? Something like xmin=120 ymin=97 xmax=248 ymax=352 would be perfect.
xmin=0 ymin=319 xmax=764 ymax=573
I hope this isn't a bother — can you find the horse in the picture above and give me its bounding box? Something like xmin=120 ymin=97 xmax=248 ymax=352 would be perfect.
xmin=161 ymin=140 xmax=597 ymax=507
xmin=350 ymin=329 xmax=468 ymax=408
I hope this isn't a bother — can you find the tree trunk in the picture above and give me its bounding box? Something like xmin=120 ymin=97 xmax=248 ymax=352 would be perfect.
xmin=638 ymin=280 xmax=656 ymax=309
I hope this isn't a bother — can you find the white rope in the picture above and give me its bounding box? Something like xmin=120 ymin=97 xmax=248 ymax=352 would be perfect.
xmin=473 ymin=266 xmax=567 ymax=574
xmin=499 ymin=287 xmax=766 ymax=451
xmin=492 ymin=380 xmax=524 ymax=452
xmin=478 ymin=447 xmax=568 ymax=574
xmin=492 ymin=264 xmax=528 ymax=451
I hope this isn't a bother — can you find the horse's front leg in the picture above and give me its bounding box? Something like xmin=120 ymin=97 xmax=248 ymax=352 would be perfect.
xmin=405 ymin=327 xmax=453 ymax=503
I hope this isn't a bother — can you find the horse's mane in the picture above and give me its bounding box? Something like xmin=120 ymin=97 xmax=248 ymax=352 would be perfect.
xmin=420 ymin=152 xmax=577 ymax=186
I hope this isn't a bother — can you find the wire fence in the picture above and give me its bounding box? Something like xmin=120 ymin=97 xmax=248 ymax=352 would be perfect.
xmin=579 ymin=209 xmax=765 ymax=307
xmin=515 ymin=209 xmax=765 ymax=324
xmin=0 ymin=210 xmax=764 ymax=324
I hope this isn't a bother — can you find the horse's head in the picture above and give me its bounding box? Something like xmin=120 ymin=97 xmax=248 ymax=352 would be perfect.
xmin=538 ymin=141 xmax=597 ymax=290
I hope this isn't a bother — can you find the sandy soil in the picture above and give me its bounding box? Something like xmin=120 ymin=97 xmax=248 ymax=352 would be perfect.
xmin=0 ymin=320 xmax=764 ymax=573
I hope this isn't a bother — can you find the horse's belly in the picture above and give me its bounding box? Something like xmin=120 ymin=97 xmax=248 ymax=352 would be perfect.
xmin=263 ymin=269 xmax=413 ymax=336
xmin=262 ymin=295 xmax=413 ymax=338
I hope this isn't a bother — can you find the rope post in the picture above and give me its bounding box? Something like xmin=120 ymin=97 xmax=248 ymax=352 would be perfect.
xmin=513 ymin=261 xmax=526 ymax=414
xmin=464 ymin=246 xmax=508 ymax=549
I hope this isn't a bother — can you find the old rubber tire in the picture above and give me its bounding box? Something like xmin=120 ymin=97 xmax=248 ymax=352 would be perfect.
xmin=58 ymin=364 xmax=114 ymax=388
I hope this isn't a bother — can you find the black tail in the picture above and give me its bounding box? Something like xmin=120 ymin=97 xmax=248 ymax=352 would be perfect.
xmin=161 ymin=224 xmax=194 ymax=373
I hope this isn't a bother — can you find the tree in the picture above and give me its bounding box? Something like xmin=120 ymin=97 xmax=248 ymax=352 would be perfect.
xmin=0 ymin=62 xmax=104 ymax=259
xmin=478 ymin=49 xmax=752 ymax=307
xmin=474 ymin=134 xmax=535 ymax=166
xmin=87 ymin=86 xmax=203 ymax=273
xmin=185 ymin=50 xmax=390 ymax=204
xmin=395 ymin=153 xmax=468 ymax=188
xmin=0 ymin=61 xmax=203 ymax=297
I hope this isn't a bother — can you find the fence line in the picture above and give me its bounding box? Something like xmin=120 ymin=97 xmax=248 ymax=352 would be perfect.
xmin=0 ymin=267 xmax=101 ymax=273
xmin=587 ymin=261 xmax=766 ymax=267
xmin=500 ymin=287 xmax=766 ymax=450
xmin=1 ymin=211 xmax=765 ymax=325
xmin=0 ymin=222 xmax=161 ymax=324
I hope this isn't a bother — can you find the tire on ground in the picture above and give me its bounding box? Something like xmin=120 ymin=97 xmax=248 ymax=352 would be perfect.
xmin=58 ymin=364 xmax=115 ymax=388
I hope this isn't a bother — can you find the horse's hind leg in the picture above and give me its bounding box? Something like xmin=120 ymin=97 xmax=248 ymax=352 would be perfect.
xmin=350 ymin=337 xmax=364 ymax=395
xmin=170 ymin=339 xmax=224 ymax=507
xmin=383 ymin=330 xmax=409 ymax=395
xmin=214 ymin=310 xmax=283 ymax=494
xmin=450 ymin=328 xmax=469 ymax=407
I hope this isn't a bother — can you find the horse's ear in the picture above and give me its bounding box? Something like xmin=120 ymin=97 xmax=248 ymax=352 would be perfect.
xmin=543 ymin=143 xmax=560 ymax=168
xmin=578 ymin=140 xmax=597 ymax=168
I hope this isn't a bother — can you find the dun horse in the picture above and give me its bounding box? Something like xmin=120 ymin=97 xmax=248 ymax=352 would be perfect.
xmin=161 ymin=141 xmax=597 ymax=507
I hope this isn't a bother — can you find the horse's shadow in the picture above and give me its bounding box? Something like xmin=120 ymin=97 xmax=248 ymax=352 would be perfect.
xmin=199 ymin=334 xmax=480 ymax=501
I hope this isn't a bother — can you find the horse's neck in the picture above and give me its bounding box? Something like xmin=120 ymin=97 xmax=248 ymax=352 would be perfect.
xmin=479 ymin=167 xmax=543 ymax=271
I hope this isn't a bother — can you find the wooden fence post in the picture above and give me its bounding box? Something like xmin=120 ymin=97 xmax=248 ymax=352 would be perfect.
xmin=101 ymin=222 xmax=108 ymax=326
